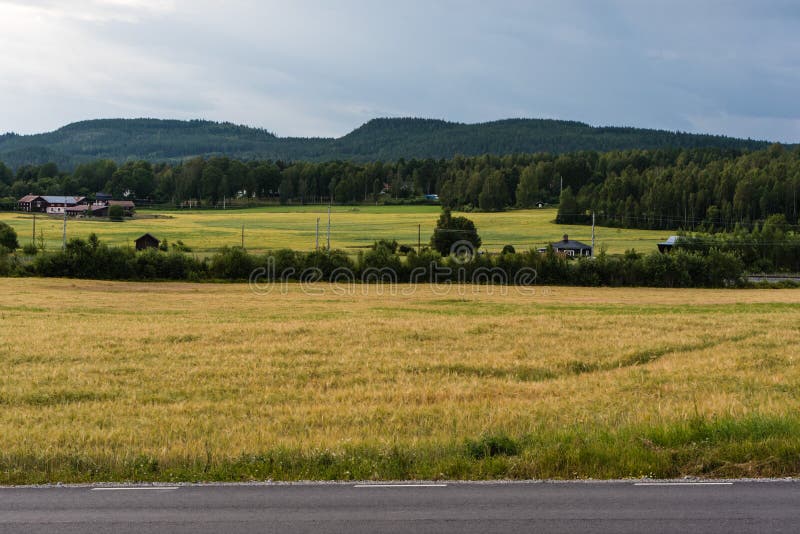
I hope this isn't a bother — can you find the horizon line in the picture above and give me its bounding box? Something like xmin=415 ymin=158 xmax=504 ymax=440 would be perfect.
xmin=0 ymin=116 xmax=784 ymax=145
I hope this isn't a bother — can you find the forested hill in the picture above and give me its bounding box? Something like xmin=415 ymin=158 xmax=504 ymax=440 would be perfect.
xmin=0 ymin=117 xmax=777 ymax=169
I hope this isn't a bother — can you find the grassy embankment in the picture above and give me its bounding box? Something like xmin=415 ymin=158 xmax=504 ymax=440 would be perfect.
xmin=0 ymin=206 xmax=668 ymax=254
xmin=1 ymin=278 xmax=799 ymax=483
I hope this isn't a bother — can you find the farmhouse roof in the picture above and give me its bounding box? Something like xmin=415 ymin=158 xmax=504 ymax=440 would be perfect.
xmin=66 ymin=204 xmax=106 ymax=213
xmin=551 ymin=234 xmax=591 ymax=250
xmin=18 ymin=194 xmax=40 ymax=203
xmin=108 ymin=200 xmax=135 ymax=208
xmin=135 ymin=233 xmax=159 ymax=242
xmin=39 ymin=195 xmax=84 ymax=205
xmin=658 ymin=236 xmax=681 ymax=246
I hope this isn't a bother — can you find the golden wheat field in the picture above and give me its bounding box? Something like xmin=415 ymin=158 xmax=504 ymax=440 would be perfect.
xmin=1 ymin=278 xmax=799 ymax=482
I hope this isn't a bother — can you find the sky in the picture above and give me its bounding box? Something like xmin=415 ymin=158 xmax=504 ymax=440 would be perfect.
xmin=0 ymin=0 xmax=799 ymax=142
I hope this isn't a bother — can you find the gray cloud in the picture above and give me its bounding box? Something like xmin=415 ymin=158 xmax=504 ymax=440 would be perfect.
xmin=0 ymin=0 xmax=798 ymax=142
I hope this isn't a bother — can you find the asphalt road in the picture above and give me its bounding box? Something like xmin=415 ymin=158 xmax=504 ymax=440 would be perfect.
xmin=1 ymin=481 xmax=799 ymax=533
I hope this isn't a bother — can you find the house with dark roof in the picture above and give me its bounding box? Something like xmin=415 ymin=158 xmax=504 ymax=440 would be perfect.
xmin=538 ymin=234 xmax=593 ymax=257
xmin=17 ymin=195 xmax=41 ymax=212
xmin=134 ymin=233 xmax=160 ymax=251
xmin=17 ymin=195 xmax=86 ymax=213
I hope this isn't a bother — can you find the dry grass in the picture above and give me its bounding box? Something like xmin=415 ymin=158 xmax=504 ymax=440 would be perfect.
xmin=1 ymin=279 xmax=799 ymax=482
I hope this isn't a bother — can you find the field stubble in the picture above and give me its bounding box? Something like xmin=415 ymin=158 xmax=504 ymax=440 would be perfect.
xmin=0 ymin=279 xmax=799 ymax=483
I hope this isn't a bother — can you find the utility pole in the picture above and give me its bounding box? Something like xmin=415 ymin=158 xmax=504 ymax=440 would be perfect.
xmin=591 ymin=210 xmax=596 ymax=257
xmin=326 ymin=204 xmax=331 ymax=251
xmin=418 ymin=224 xmax=421 ymax=254
xmin=32 ymin=212 xmax=36 ymax=245
xmin=560 ymin=175 xmax=563 ymax=197
xmin=316 ymin=217 xmax=320 ymax=251
xmin=241 ymin=225 xmax=244 ymax=249
xmin=61 ymin=197 xmax=67 ymax=250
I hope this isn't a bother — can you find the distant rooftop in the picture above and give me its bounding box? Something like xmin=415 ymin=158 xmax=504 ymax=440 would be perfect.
xmin=658 ymin=236 xmax=682 ymax=246
xmin=39 ymin=195 xmax=83 ymax=204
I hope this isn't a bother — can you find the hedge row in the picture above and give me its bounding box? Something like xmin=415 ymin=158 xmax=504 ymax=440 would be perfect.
xmin=0 ymin=236 xmax=748 ymax=288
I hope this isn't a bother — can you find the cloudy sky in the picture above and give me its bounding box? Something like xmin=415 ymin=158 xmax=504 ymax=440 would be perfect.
xmin=0 ymin=0 xmax=798 ymax=141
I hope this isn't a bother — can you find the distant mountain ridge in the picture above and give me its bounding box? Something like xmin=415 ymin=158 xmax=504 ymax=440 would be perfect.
xmin=0 ymin=117 xmax=779 ymax=169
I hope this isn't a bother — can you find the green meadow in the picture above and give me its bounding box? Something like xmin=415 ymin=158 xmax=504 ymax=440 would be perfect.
xmin=0 ymin=206 xmax=669 ymax=254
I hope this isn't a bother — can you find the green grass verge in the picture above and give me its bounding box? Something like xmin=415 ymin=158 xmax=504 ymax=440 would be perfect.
xmin=3 ymin=414 xmax=798 ymax=484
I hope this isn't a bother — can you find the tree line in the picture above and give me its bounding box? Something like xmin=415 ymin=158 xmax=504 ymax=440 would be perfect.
xmin=556 ymin=144 xmax=800 ymax=230
xmin=2 ymin=144 xmax=799 ymax=231
xmin=674 ymin=214 xmax=800 ymax=272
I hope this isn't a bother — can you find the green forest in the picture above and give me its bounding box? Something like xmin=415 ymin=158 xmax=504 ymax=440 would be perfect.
xmin=3 ymin=144 xmax=800 ymax=232
xmin=0 ymin=117 xmax=775 ymax=169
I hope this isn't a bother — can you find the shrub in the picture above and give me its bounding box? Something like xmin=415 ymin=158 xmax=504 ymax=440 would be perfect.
xmin=0 ymin=221 xmax=19 ymax=250
xmin=108 ymin=204 xmax=124 ymax=221
xmin=133 ymin=248 xmax=205 ymax=280
xmin=209 ymin=247 xmax=257 ymax=280
xmin=430 ymin=208 xmax=482 ymax=257
xmin=261 ymin=249 xmax=300 ymax=279
xmin=0 ymin=248 xmax=12 ymax=276
xmin=501 ymin=244 xmax=516 ymax=255
xmin=303 ymin=249 xmax=356 ymax=278
xmin=172 ymin=240 xmax=192 ymax=252
xmin=405 ymin=249 xmax=442 ymax=282
xmin=22 ymin=242 xmax=38 ymax=256
xmin=26 ymin=235 xmax=205 ymax=280
xmin=372 ymin=239 xmax=398 ymax=254
xmin=705 ymin=248 xmax=745 ymax=287
xmin=359 ymin=243 xmax=403 ymax=276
